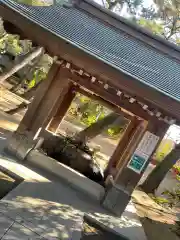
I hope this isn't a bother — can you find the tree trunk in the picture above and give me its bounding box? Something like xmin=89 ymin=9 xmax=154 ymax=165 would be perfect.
xmin=0 ymin=47 xmax=44 ymax=84
xmin=74 ymin=112 xmax=125 ymax=142
xmin=141 ymin=144 xmax=180 ymax=194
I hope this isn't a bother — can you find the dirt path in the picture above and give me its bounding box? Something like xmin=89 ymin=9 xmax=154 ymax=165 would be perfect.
xmin=132 ymin=189 xmax=180 ymax=240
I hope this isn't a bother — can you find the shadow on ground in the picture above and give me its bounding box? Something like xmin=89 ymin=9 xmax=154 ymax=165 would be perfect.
xmin=0 ymin=178 xmax=143 ymax=239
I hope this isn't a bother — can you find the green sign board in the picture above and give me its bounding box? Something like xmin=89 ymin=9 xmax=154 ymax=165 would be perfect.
xmin=128 ymin=152 xmax=148 ymax=173
xmin=127 ymin=131 xmax=159 ymax=174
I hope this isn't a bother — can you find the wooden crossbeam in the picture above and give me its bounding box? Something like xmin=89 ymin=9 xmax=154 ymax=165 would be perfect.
xmin=65 ymin=69 xmax=158 ymax=122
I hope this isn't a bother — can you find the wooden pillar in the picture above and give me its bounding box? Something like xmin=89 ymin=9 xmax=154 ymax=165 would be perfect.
xmin=47 ymin=84 xmax=77 ymax=133
xmin=114 ymin=120 xmax=169 ymax=190
xmin=102 ymin=119 xmax=169 ymax=216
xmin=29 ymin=68 xmax=72 ymax=138
xmin=104 ymin=117 xmax=138 ymax=178
xmin=17 ymin=62 xmax=59 ymax=133
xmin=5 ymin=64 xmax=74 ymax=160
xmin=114 ymin=121 xmax=149 ymax=188
xmin=4 ymin=62 xmax=65 ymax=159
xmin=14 ymin=63 xmax=72 ymax=139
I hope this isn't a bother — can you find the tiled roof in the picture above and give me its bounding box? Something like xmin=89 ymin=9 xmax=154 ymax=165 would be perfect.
xmin=1 ymin=0 xmax=180 ymax=102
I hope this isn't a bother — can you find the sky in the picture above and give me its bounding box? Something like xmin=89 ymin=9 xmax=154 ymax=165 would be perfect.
xmin=165 ymin=125 xmax=180 ymax=144
xmin=143 ymin=0 xmax=154 ymax=7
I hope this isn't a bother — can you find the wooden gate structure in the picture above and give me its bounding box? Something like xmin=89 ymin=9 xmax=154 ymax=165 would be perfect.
xmin=0 ymin=0 xmax=180 ymax=215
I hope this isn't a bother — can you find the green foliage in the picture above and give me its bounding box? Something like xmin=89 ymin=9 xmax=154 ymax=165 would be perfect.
xmin=76 ymin=95 xmax=106 ymax=126
xmin=162 ymin=188 xmax=180 ymax=208
xmin=27 ymin=69 xmax=46 ymax=88
xmin=107 ymin=125 xmax=123 ymax=137
xmin=137 ymin=18 xmax=164 ymax=35
xmin=138 ymin=0 xmax=180 ymax=44
xmin=0 ymin=19 xmax=53 ymax=91
xmin=28 ymin=53 xmax=53 ymax=87
xmin=152 ymin=196 xmax=170 ymax=205
xmin=27 ymin=53 xmax=52 ymax=88
xmin=153 ymin=0 xmax=180 ymax=43
xmin=106 ymin=0 xmax=142 ymax=13
xmin=173 ymin=165 xmax=180 ymax=180
xmin=67 ymin=94 xmax=126 ymax=138
xmin=154 ymin=139 xmax=174 ymax=162
xmin=15 ymin=0 xmax=54 ymax=6
xmin=173 ymin=165 xmax=180 ymax=174
xmin=105 ymin=0 xmax=180 ymax=45
xmin=150 ymin=157 xmax=180 ymax=207
xmin=152 ymin=184 xmax=180 ymax=208
xmin=0 ymin=34 xmax=32 ymax=56
xmin=83 ymin=114 xmax=97 ymax=126
xmin=0 ymin=34 xmax=23 ymax=56
xmin=141 ymin=6 xmax=160 ymax=20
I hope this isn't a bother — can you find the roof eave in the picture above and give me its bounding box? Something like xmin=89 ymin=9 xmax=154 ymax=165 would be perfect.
xmin=79 ymin=0 xmax=180 ymax=63
xmin=1 ymin=2 xmax=180 ymax=121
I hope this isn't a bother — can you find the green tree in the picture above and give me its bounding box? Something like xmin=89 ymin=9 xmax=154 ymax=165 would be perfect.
xmin=104 ymin=0 xmax=180 ymax=45
xmin=15 ymin=0 xmax=54 ymax=6
xmin=106 ymin=0 xmax=142 ymax=13
xmin=68 ymin=94 xmax=127 ymax=142
xmin=0 ymin=19 xmax=53 ymax=115
xmin=141 ymin=5 xmax=160 ymax=20
xmin=153 ymin=0 xmax=180 ymax=42
xmin=137 ymin=18 xmax=164 ymax=35
xmin=0 ymin=18 xmax=52 ymax=89
xmin=137 ymin=0 xmax=180 ymax=44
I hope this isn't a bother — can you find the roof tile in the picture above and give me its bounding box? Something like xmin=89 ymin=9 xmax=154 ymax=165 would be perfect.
xmin=2 ymin=0 xmax=180 ymax=102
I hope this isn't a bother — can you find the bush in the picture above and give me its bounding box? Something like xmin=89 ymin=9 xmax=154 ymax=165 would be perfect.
xmin=162 ymin=189 xmax=180 ymax=208
xmin=172 ymin=165 xmax=180 ymax=180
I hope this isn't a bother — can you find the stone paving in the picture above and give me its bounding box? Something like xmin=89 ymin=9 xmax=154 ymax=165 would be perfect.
xmin=0 ymin=119 xmax=147 ymax=240
xmin=0 ymin=156 xmax=147 ymax=240
xmin=0 ymin=213 xmax=43 ymax=239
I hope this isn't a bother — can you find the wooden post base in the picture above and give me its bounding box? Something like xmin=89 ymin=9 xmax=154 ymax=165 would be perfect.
xmin=102 ymin=184 xmax=131 ymax=216
xmin=4 ymin=131 xmax=43 ymax=161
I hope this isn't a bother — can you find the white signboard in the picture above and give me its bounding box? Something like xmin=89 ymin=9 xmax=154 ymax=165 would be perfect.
xmin=127 ymin=131 xmax=159 ymax=174
xmin=137 ymin=131 xmax=159 ymax=156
